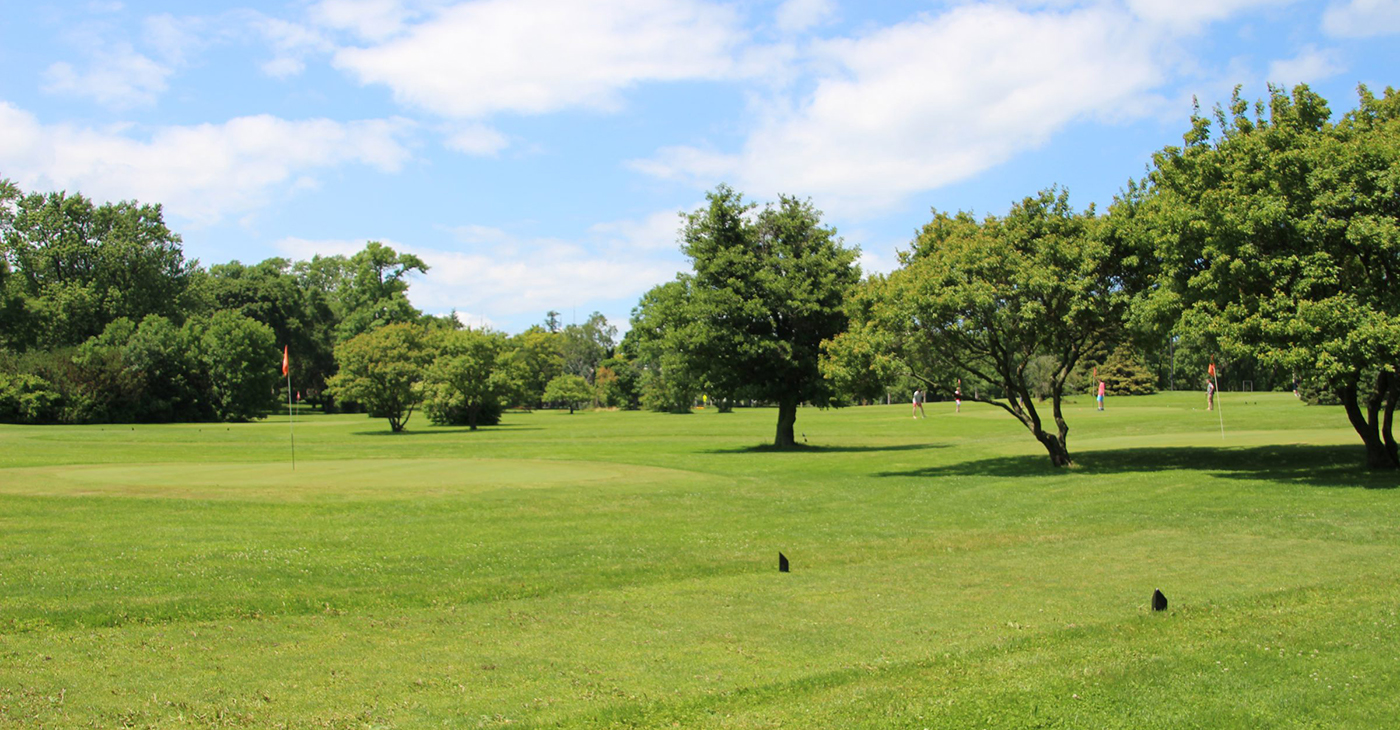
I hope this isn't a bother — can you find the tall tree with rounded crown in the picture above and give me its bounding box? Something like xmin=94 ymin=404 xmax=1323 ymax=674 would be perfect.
xmin=681 ymin=185 xmax=861 ymax=448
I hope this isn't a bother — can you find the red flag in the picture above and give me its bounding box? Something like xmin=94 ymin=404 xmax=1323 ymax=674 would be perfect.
xmin=1208 ymin=360 xmax=1216 ymax=379
xmin=282 ymin=346 xmax=289 ymax=377
xmin=296 ymin=391 xmax=302 ymax=402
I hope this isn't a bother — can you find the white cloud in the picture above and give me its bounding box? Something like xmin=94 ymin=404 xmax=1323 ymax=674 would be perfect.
xmin=775 ymin=0 xmax=837 ymax=33
xmin=274 ymin=229 xmax=681 ymax=325
xmin=635 ymin=4 xmax=1165 ymax=216
xmin=1266 ymin=45 xmax=1345 ymax=86
xmin=588 ymin=209 xmax=687 ymax=253
xmin=331 ymin=0 xmax=748 ymax=118
xmin=453 ymin=311 xmax=497 ymax=330
xmin=0 ymin=103 xmax=415 ymax=227
xmin=311 ymin=0 xmax=432 ymax=41
xmin=42 ymin=43 xmax=171 ymax=108
xmin=1125 ymin=0 xmax=1297 ymax=28
xmin=142 ymin=13 xmax=212 ymax=66
xmin=1322 ymin=0 xmax=1400 ymax=37
xmin=443 ymin=123 xmax=510 ymax=156
xmin=248 ymin=15 xmax=335 ymax=79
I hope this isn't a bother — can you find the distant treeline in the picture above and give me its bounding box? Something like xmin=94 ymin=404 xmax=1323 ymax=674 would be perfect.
xmin=0 ymin=178 xmax=645 ymax=425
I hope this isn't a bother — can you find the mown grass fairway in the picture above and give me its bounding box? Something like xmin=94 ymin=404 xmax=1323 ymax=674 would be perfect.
xmin=2 ymin=393 xmax=1398 ymax=728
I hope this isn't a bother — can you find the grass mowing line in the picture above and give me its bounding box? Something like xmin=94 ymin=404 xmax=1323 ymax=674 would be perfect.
xmin=566 ymin=572 xmax=1400 ymax=729
xmin=4 ymin=525 xmax=1391 ymax=726
xmin=0 ymin=458 xmax=715 ymax=502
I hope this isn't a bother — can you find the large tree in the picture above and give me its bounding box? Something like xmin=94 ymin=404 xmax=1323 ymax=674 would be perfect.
xmin=204 ymin=257 xmax=338 ymax=404
xmin=333 ymin=242 xmax=429 ymax=342
xmin=560 ymin=312 xmax=617 ymax=383
xmin=506 ymin=325 xmax=565 ymax=408
xmin=189 ymin=311 xmax=280 ymax=422
xmin=676 ymin=185 xmax=860 ymax=447
xmin=327 ymin=323 xmax=433 ymax=432
xmin=1126 ymin=85 xmax=1400 ymax=469
xmin=623 ymin=279 xmax=701 ymax=414
xmin=0 ymin=181 xmax=196 ymax=350
xmin=836 ymin=189 xmax=1139 ymax=466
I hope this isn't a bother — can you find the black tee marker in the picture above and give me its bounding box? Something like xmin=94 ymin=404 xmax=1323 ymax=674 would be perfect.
xmin=778 ymin=552 xmax=790 ymax=573
xmin=1152 ymin=589 xmax=1168 ymax=611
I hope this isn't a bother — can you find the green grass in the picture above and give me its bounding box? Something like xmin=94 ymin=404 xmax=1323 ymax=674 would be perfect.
xmin=1 ymin=392 xmax=1397 ymax=728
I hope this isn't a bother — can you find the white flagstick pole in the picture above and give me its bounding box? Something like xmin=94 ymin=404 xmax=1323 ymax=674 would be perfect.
xmin=288 ymin=366 xmax=296 ymax=470
xmin=1215 ymin=374 xmax=1225 ymax=439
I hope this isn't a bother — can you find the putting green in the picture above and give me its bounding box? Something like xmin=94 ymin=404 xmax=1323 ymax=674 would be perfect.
xmin=0 ymin=458 xmax=704 ymax=501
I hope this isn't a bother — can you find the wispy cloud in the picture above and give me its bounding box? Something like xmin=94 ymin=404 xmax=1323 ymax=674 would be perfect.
xmin=634 ymin=3 xmax=1167 ymax=217
xmin=1322 ymin=0 xmax=1400 ymax=37
xmin=330 ymin=0 xmax=750 ymax=118
xmin=43 ymin=43 xmax=171 ymax=108
xmin=0 ymin=103 xmax=415 ymax=226
xmin=1266 ymin=45 xmax=1345 ymax=86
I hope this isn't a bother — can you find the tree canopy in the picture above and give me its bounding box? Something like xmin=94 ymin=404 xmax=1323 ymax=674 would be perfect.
xmin=326 ymin=323 xmax=434 ymax=432
xmin=668 ymin=185 xmax=861 ymax=446
xmin=1124 ymin=84 xmax=1400 ymax=468
xmin=836 ymin=188 xmax=1139 ymax=466
xmin=424 ymin=328 xmax=514 ymax=430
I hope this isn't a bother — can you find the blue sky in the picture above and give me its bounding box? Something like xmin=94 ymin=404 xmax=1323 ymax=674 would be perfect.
xmin=2 ymin=0 xmax=1398 ymax=333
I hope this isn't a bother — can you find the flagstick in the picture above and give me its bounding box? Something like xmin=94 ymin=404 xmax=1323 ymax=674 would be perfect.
xmin=288 ymin=371 xmax=296 ymax=470
xmin=1215 ymin=375 xmax=1225 ymax=440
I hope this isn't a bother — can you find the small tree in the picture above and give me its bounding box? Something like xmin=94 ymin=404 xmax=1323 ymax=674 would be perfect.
xmin=423 ymin=328 xmax=512 ymax=430
xmin=327 ymin=323 xmax=432 ymax=432
xmin=1098 ymin=344 xmax=1157 ymax=395
xmin=544 ymin=374 xmax=592 ymax=414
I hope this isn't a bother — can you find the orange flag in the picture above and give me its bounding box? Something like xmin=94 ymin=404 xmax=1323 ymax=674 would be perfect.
xmin=282 ymin=346 xmax=289 ymax=377
xmin=1208 ymin=360 xmax=1216 ymax=379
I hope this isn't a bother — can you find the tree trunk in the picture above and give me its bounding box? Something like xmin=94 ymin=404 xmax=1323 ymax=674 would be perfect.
xmin=1033 ymin=429 xmax=1074 ymax=467
xmin=468 ymin=404 xmax=479 ymax=431
xmin=1383 ymin=380 xmax=1397 ymax=467
xmin=774 ymin=399 xmax=798 ymax=448
xmin=1339 ymin=375 xmax=1399 ymax=470
xmin=1050 ymin=388 xmax=1072 ymax=466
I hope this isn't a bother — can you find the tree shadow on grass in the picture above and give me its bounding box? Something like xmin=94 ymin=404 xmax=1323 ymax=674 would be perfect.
xmin=352 ymin=425 xmax=544 ymax=436
xmin=877 ymin=444 xmax=1397 ymax=490
xmin=707 ymin=443 xmax=949 ymax=455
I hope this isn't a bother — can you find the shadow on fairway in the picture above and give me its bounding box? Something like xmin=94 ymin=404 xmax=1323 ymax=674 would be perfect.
xmin=352 ymin=425 xmax=545 ymax=436
xmin=708 ymin=442 xmax=949 ymax=455
xmin=878 ymin=444 xmax=1396 ymax=489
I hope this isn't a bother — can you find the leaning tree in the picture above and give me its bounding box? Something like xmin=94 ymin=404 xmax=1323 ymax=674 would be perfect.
xmin=834 ymin=188 xmax=1141 ymax=466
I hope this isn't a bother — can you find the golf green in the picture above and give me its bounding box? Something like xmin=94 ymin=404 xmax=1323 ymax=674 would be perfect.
xmin=0 ymin=458 xmax=705 ymax=501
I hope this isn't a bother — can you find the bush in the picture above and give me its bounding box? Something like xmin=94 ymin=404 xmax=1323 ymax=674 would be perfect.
xmin=0 ymin=372 xmax=62 ymax=423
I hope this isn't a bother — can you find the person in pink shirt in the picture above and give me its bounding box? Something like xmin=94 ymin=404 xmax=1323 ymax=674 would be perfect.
xmin=1096 ymin=380 xmax=1106 ymax=411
